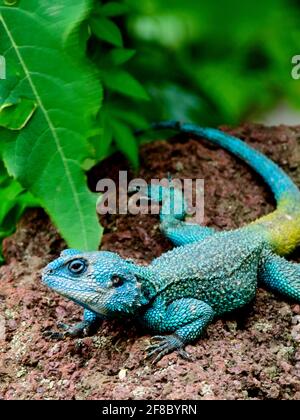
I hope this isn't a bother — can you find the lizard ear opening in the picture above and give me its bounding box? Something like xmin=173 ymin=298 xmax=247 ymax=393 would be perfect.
xmin=111 ymin=274 xmax=124 ymax=287
xmin=134 ymin=274 xmax=151 ymax=305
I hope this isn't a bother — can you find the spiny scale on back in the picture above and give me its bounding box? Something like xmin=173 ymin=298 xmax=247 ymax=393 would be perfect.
xmin=149 ymin=229 xmax=265 ymax=315
xmin=42 ymin=122 xmax=300 ymax=363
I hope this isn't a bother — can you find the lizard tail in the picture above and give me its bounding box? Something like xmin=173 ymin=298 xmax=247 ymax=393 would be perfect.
xmin=144 ymin=121 xmax=300 ymax=255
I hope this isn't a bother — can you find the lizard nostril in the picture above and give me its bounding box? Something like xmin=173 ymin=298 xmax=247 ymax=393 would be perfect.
xmin=43 ymin=268 xmax=54 ymax=276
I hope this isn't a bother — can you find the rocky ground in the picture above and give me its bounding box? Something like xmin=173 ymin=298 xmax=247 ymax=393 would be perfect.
xmin=1 ymin=124 xmax=300 ymax=400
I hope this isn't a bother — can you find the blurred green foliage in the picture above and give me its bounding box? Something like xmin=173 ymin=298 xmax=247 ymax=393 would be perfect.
xmin=88 ymin=0 xmax=150 ymax=167
xmin=124 ymin=0 xmax=300 ymax=124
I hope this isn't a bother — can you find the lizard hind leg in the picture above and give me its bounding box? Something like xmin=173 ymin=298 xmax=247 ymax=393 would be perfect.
xmin=259 ymin=250 xmax=300 ymax=301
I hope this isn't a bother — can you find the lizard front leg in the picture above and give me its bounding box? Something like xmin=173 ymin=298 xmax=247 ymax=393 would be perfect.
xmin=44 ymin=308 xmax=102 ymax=339
xmin=140 ymin=297 xmax=214 ymax=363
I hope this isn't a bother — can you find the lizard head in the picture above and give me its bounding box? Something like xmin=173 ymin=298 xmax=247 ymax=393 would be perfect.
xmin=42 ymin=249 xmax=148 ymax=318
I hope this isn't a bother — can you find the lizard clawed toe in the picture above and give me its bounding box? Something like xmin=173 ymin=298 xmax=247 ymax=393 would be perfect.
xmin=42 ymin=321 xmax=72 ymax=340
xmin=146 ymin=334 xmax=186 ymax=364
xmin=42 ymin=330 xmax=67 ymax=340
xmin=57 ymin=322 xmax=70 ymax=331
xmin=43 ymin=321 xmax=89 ymax=340
xmin=177 ymin=348 xmax=195 ymax=361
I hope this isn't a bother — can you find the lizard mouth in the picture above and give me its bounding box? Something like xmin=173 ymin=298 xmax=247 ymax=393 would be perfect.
xmin=42 ymin=275 xmax=109 ymax=314
xmin=42 ymin=272 xmax=106 ymax=295
xmin=41 ymin=271 xmax=112 ymax=315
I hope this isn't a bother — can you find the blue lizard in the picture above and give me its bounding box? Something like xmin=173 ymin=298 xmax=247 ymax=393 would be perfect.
xmin=42 ymin=122 xmax=300 ymax=363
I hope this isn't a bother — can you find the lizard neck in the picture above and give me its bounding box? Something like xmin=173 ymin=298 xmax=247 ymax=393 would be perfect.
xmin=132 ymin=264 xmax=160 ymax=301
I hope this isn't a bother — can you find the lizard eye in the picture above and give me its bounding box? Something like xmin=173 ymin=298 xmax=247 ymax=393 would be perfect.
xmin=68 ymin=259 xmax=87 ymax=275
xmin=111 ymin=275 xmax=124 ymax=287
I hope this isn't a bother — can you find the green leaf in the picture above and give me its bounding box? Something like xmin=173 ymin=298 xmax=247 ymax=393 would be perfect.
xmin=24 ymin=0 xmax=93 ymax=54
xmin=101 ymin=70 xmax=149 ymax=100
xmin=0 ymin=98 xmax=37 ymax=130
xmin=98 ymin=113 xmax=114 ymax=159
xmin=92 ymin=48 xmax=135 ymax=70
xmin=109 ymin=107 xmax=148 ymax=129
xmin=109 ymin=48 xmax=136 ymax=65
xmin=0 ymin=1 xmax=103 ymax=251
xmin=112 ymin=120 xmax=139 ymax=169
xmin=89 ymin=110 xmax=114 ymax=161
xmin=99 ymin=2 xmax=129 ymax=17
xmin=90 ymin=16 xmax=123 ymax=47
